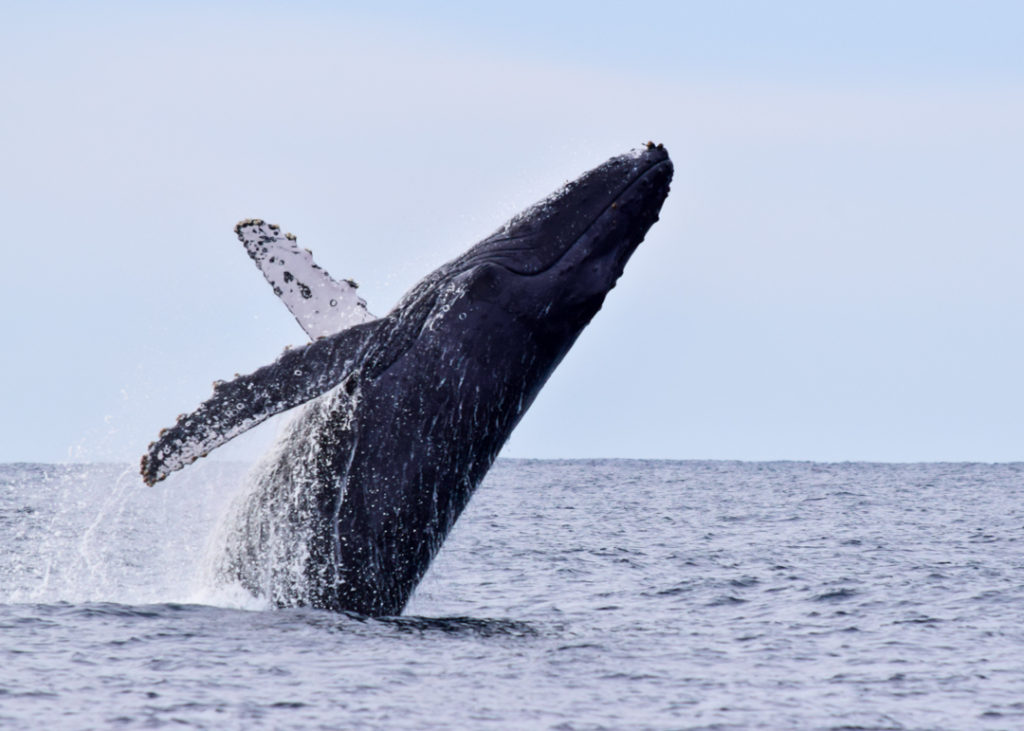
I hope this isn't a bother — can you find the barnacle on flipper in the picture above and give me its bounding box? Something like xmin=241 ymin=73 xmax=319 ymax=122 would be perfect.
xmin=234 ymin=218 xmax=265 ymax=236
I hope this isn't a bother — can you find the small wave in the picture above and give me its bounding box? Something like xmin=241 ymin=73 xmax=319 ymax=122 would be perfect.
xmin=294 ymin=609 xmax=539 ymax=638
xmin=814 ymin=588 xmax=859 ymax=602
xmin=374 ymin=614 xmax=538 ymax=638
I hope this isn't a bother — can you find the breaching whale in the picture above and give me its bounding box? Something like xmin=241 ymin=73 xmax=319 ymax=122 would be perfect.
xmin=141 ymin=144 xmax=673 ymax=615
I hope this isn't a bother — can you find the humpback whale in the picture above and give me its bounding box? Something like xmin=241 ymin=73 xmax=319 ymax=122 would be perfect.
xmin=142 ymin=144 xmax=673 ymax=615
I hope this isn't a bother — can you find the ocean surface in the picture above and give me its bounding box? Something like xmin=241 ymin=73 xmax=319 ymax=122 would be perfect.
xmin=1 ymin=459 xmax=1023 ymax=729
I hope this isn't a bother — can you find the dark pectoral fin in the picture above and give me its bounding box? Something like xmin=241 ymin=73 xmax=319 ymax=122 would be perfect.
xmin=140 ymin=323 xmax=376 ymax=485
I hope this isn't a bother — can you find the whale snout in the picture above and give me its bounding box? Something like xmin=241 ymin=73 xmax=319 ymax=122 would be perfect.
xmin=458 ymin=143 xmax=673 ymax=277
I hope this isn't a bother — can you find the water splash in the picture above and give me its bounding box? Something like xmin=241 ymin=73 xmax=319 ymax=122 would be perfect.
xmin=212 ymin=392 xmax=360 ymax=609
xmin=0 ymin=460 xmax=257 ymax=608
xmin=1 ymin=391 xmax=363 ymax=612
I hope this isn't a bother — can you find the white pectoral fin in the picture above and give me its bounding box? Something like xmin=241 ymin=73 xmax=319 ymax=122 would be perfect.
xmin=235 ymin=219 xmax=376 ymax=339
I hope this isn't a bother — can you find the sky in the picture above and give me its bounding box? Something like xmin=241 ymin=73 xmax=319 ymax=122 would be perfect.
xmin=2 ymin=1 xmax=1022 ymax=464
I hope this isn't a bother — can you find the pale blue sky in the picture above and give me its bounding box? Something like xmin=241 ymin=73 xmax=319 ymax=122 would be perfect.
xmin=2 ymin=2 xmax=1022 ymax=463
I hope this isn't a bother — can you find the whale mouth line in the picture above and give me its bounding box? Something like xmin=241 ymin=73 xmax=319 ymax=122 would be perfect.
xmin=487 ymin=157 xmax=673 ymax=278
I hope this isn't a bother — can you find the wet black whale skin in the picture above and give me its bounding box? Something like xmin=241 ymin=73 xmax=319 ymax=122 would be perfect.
xmin=143 ymin=145 xmax=673 ymax=616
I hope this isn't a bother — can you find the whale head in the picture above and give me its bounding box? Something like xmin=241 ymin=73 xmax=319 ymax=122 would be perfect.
xmin=440 ymin=143 xmax=673 ymax=342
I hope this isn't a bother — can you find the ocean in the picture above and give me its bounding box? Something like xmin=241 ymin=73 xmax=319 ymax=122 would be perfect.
xmin=1 ymin=459 xmax=1023 ymax=729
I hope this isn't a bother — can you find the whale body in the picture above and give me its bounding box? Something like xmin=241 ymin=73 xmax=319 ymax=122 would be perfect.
xmin=141 ymin=144 xmax=673 ymax=615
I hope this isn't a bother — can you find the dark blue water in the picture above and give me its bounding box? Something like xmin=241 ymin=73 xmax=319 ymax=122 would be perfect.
xmin=2 ymin=460 xmax=1024 ymax=729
